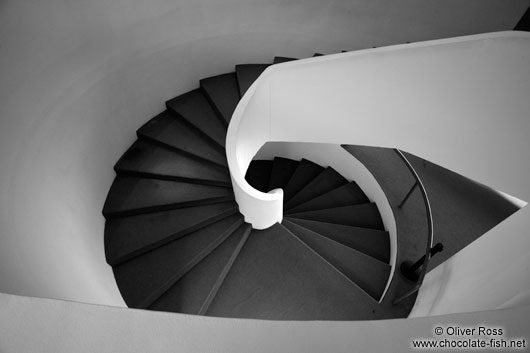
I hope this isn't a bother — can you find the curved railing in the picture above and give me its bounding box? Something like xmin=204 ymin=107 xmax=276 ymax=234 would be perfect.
xmin=227 ymin=31 xmax=530 ymax=231
xmin=226 ymin=73 xmax=284 ymax=229
xmin=391 ymin=149 xmax=434 ymax=304
xmin=226 ymin=31 xmax=530 ymax=313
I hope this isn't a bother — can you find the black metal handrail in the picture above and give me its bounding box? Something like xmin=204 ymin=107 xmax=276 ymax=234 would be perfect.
xmin=392 ymin=149 xmax=435 ymax=305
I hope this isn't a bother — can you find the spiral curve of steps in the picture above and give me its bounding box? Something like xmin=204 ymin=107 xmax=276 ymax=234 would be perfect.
xmin=103 ymin=55 xmax=413 ymax=320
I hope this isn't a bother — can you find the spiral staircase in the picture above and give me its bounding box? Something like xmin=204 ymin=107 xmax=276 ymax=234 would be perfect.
xmin=102 ymin=56 xmax=417 ymax=320
xmin=1 ymin=28 xmax=529 ymax=352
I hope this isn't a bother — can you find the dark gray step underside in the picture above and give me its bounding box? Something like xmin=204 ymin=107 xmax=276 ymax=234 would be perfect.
xmin=115 ymin=140 xmax=230 ymax=186
xmin=198 ymin=224 xmax=252 ymax=315
xmin=284 ymin=167 xmax=348 ymax=210
xmin=286 ymin=182 xmax=369 ymax=214
xmin=235 ymin=64 xmax=271 ymax=96
xmin=105 ymin=202 xmax=238 ymax=265
xmin=137 ymin=110 xmax=226 ymax=167
xmin=102 ymin=176 xmax=233 ymax=218
xmin=285 ymin=217 xmax=390 ymax=263
xmin=206 ymin=223 xmax=379 ymax=320
xmin=288 ymin=203 xmax=385 ymax=230
xmin=149 ymin=223 xmax=251 ymax=314
xmin=268 ymin=157 xmax=299 ymax=191
xmin=114 ymin=214 xmax=243 ymax=308
xmin=166 ymin=89 xmax=227 ymax=148
xmin=245 ymin=160 xmax=273 ymax=193
xmin=273 ymin=56 xmax=297 ymax=64
xmin=282 ymin=159 xmax=324 ymax=202
xmin=200 ymin=72 xmax=240 ymax=127
xmin=283 ymin=219 xmax=390 ymax=300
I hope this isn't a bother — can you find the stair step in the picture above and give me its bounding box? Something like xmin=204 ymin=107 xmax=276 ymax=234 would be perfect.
xmin=283 ymin=159 xmax=324 ymax=202
xmin=283 ymin=219 xmax=390 ymax=300
xmin=286 ymin=182 xmax=368 ymax=214
xmin=114 ymin=214 xmax=244 ymax=308
xmin=114 ymin=140 xmax=230 ymax=186
xmin=285 ymin=218 xmax=390 ymax=263
xmin=166 ymin=89 xmax=227 ymax=148
xmin=149 ymin=223 xmax=251 ymax=314
xmin=206 ymin=223 xmax=378 ymax=320
xmin=235 ymin=64 xmax=270 ymax=96
xmin=200 ymin=73 xmax=240 ymax=127
xmin=284 ymin=167 xmax=348 ymax=211
xmin=288 ymin=203 xmax=385 ymax=230
xmin=245 ymin=160 xmax=273 ymax=192
xmin=198 ymin=224 xmax=252 ymax=315
xmin=102 ymin=176 xmax=233 ymax=219
xmin=268 ymin=157 xmax=299 ymax=191
xmin=105 ymin=202 xmax=238 ymax=265
xmin=137 ymin=111 xmax=227 ymax=167
xmin=273 ymin=56 xmax=297 ymax=64
xmin=341 ymin=145 xmax=414 ymax=202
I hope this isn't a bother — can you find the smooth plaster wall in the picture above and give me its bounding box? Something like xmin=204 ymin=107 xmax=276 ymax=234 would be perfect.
xmin=410 ymin=205 xmax=530 ymax=317
xmin=0 ymin=0 xmax=527 ymax=305
xmin=229 ymin=32 xmax=530 ymax=315
xmin=1 ymin=293 xmax=529 ymax=353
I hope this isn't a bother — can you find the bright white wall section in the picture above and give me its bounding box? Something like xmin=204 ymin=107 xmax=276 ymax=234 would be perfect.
xmin=5 ymin=0 xmax=525 ymax=305
xmin=1 ymin=293 xmax=529 ymax=353
xmin=410 ymin=206 xmax=530 ymax=316
xmin=227 ymin=32 xmax=530 ymax=313
xmin=266 ymin=33 xmax=530 ymax=203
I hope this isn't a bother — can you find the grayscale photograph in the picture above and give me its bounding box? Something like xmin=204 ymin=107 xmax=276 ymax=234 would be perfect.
xmin=1 ymin=1 xmax=529 ymax=352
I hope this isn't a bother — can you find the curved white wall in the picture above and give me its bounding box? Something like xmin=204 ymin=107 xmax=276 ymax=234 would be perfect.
xmin=410 ymin=206 xmax=530 ymax=316
xmin=0 ymin=0 xmax=526 ymax=305
xmin=227 ymin=32 xmax=530 ymax=314
xmin=1 ymin=293 xmax=529 ymax=353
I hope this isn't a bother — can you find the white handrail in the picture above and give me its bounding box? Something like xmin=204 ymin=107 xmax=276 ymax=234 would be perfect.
xmin=226 ymin=73 xmax=283 ymax=229
xmin=226 ymin=31 xmax=530 ymax=230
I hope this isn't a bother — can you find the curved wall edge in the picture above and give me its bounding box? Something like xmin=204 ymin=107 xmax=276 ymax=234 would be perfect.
xmin=1 ymin=292 xmax=529 ymax=353
xmin=227 ymin=31 xmax=530 ymax=315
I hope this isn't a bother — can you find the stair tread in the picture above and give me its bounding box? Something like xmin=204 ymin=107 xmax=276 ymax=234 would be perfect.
xmin=273 ymin=56 xmax=297 ymax=64
xmin=283 ymin=219 xmax=390 ymax=300
xmin=137 ymin=110 xmax=226 ymax=167
xmin=235 ymin=64 xmax=270 ymax=96
xmin=288 ymin=203 xmax=385 ymax=230
xmin=283 ymin=159 xmax=324 ymax=202
xmin=206 ymin=223 xmax=379 ymax=320
xmin=149 ymin=223 xmax=251 ymax=314
xmin=285 ymin=218 xmax=390 ymax=263
xmin=102 ymin=176 xmax=233 ymax=218
xmin=284 ymin=167 xmax=348 ymax=210
xmin=245 ymin=160 xmax=273 ymax=192
xmin=198 ymin=224 xmax=252 ymax=315
xmin=115 ymin=140 xmax=230 ymax=186
xmin=166 ymin=89 xmax=227 ymax=148
xmin=286 ymin=182 xmax=368 ymax=214
xmin=105 ymin=202 xmax=238 ymax=265
xmin=200 ymin=73 xmax=240 ymax=126
xmin=114 ymin=214 xmax=243 ymax=308
xmin=268 ymin=157 xmax=299 ymax=191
